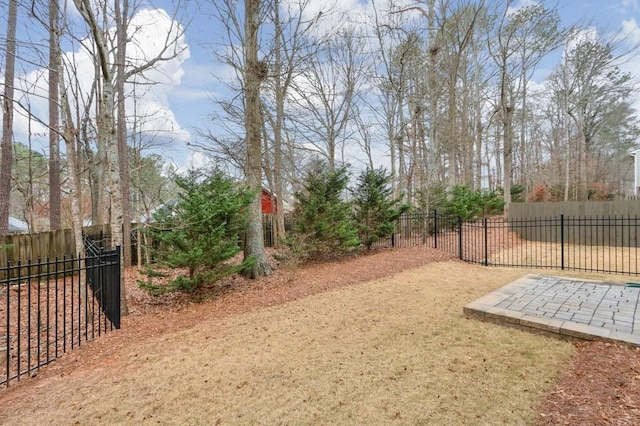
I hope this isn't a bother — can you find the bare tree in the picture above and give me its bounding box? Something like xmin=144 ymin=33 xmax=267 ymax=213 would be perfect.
xmin=290 ymin=27 xmax=366 ymax=170
xmin=115 ymin=0 xmax=132 ymax=267
xmin=72 ymin=0 xmax=188 ymax=312
xmin=261 ymin=0 xmax=322 ymax=244
xmin=370 ymin=0 xmax=420 ymax=200
xmin=0 ymin=0 xmax=18 ymax=234
xmin=489 ymin=0 xmax=562 ymax=213
xmin=48 ymin=0 xmax=61 ymax=230
xmin=243 ymin=0 xmax=272 ymax=277
xmin=550 ymin=32 xmax=639 ymax=200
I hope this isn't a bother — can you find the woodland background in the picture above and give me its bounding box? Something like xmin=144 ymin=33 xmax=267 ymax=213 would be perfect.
xmin=1 ymin=0 xmax=639 ymax=271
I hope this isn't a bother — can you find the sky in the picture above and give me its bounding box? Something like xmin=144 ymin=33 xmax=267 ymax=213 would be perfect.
xmin=2 ymin=0 xmax=640 ymax=171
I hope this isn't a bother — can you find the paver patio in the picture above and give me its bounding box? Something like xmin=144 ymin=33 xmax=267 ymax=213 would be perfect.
xmin=464 ymin=274 xmax=640 ymax=346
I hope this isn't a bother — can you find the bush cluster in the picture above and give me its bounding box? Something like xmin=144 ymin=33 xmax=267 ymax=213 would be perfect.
xmin=287 ymin=163 xmax=507 ymax=261
xmin=288 ymin=162 xmax=408 ymax=260
xmin=139 ymin=164 xmax=506 ymax=293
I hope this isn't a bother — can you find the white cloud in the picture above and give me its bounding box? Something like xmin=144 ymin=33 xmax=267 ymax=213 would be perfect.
xmin=284 ymin=0 xmax=418 ymax=40
xmin=186 ymin=150 xmax=212 ymax=170
xmin=169 ymin=62 xmax=221 ymax=103
xmin=622 ymin=18 xmax=640 ymax=44
xmin=126 ymin=9 xmax=189 ymax=85
xmin=172 ymin=150 xmax=230 ymax=177
xmin=123 ymin=8 xmax=191 ymax=144
xmin=13 ymin=68 xmax=50 ymax=140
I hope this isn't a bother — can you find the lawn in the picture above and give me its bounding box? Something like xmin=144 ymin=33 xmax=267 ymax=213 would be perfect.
xmin=0 ymin=260 xmax=577 ymax=425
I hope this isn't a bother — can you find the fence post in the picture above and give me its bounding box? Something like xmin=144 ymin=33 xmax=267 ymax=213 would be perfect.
xmin=113 ymin=246 xmax=121 ymax=329
xmin=433 ymin=210 xmax=438 ymax=249
xmin=458 ymin=216 xmax=463 ymax=260
xmin=560 ymin=214 xmax=565 ymax=270
xmin=4 ymin=260 xmax=10 ymax=386
xmin=484 ymin=217 xmax=488 ymax=266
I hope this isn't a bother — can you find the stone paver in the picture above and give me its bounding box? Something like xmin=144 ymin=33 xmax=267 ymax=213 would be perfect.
xmin=464 ymin=274 xmax=640 ymax=346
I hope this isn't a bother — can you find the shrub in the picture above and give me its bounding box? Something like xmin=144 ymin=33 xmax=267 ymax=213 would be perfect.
xmin=588 ymin=182 xmax=615 ymax=200
xmin=527 ymin=183 xmax=550 ymax=202
xmin=510 ymin=183 xmax=526 ymax=202
xmin=140 ymin=169 xmax=255 ymax=294
xmin=288 ymin=161 xmax=359 ymax=260
xmin=441 ymin=185 xmax=505 ymax=220
xmin=352 ymin=167 xmax=409 ymax=249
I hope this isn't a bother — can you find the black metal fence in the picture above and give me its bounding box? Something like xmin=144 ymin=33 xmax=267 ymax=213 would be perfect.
xmin=373 ymin=211 xmax=640 ymax=276
xmin=0 ymin=244 xmax=121 ymax=387
xmin=83 ymin=236 xmax=121 ymax=329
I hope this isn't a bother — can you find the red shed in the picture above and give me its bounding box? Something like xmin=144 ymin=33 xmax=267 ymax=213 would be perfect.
xmin=261 ymin=188 xmax=277 ymax=214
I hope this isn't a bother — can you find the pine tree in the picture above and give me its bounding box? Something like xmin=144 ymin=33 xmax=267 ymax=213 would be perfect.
xmin=141 ymin=169 xmax=254 ymax=293
xmin=352 ymin=167 xmax=408 ymax=249
xmin=290 ymin=161 xmax=359 ymax=260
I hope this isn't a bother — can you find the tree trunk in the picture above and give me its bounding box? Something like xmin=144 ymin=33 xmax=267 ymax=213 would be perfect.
xmin=473 ymin=41 xmax=483 ymax=189
xmin=243 ymin=0 xmax=271 ymax=278
xmin=49 ymin=0 xmax=62 ymax=231
xmin=103 ymin=78 xmax=128 ymax=314
xmin=500 ymin=64 xmax=513 ymax=216
xmin=0 ymin=0 xmax=18 ymax=234
xmin=272 ymin=9 xmax=286 ymax=245
xmin=426 ymin=0 xmax=440 ymax=191
xmin=91 ymin=61 xmax=109 ymax=226
xmin=61 ymin=81 xmax=84 ymax=258
xmin=115 ymin=0 xmax=132 ymax=267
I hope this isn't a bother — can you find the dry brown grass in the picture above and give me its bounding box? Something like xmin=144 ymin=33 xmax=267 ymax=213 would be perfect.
xmin=491 ymin=241 xmax=639 ymax=275
xmin=0 ymin=262 xmax=580 ymax=425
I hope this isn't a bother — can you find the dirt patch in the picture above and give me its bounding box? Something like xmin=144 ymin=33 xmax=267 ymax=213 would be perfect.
xmin=0 ymin=247 xmax=637 ymax=424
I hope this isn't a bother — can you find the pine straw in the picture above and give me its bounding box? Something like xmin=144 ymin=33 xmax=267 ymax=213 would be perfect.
xmin=536 ymin=341 xmax=640 ymax=425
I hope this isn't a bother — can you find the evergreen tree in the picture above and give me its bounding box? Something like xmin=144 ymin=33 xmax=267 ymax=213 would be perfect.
xmin=290 ymin=161 xmax=359 ymax=260
xmin=141 ymin=169 xmax=255 ymax=293
xmin=352 ymin=167 xmax=408 ymax=249
xmin=442 ymin=185 xmax=505 ymax=221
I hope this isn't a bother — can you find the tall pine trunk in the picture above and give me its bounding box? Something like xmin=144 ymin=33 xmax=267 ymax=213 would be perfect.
xmin=49 ymin=0 xmax=61 ymax=230
xmin=115 ymin=0 xmax=132 ymax=268
xmin=0 ymin=0 xmax=17 ymax=234
xmin=243 ymin=0 xmax=271 ymax=278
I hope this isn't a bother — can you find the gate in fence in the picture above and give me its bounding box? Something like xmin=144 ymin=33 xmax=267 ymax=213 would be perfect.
xmin=1 ymin=241 xmax=121 ymax=387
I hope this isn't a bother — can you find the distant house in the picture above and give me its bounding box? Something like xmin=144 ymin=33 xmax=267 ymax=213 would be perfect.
xmin=633 ymin=148 xmax=640 ymax=196
xmin=139 ymin=198 xmax=179 ymax=223
xmin=9 ymin=217 xmax=29 ymax=233
xmin=261 ymin=189 xmax=277 ymax=214
xmin=141 ymin=190 xmax=277 ymax=222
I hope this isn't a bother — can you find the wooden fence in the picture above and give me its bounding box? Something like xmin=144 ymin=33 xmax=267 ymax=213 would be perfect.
xmin=0 ymin=225 xmax=111 ymax=265
xmin=509 ymin=200 xmax=640 ymax=219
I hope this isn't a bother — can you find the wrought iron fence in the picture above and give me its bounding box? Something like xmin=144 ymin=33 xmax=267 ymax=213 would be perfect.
xmin=0 ymin=244 xmax=120 ymax=387
xmin=373 ymin=211 xmax=640 ymax=276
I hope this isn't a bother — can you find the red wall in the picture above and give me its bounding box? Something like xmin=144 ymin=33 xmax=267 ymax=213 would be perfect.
xmin=261 ymin=190 xmax=277 ymax=214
